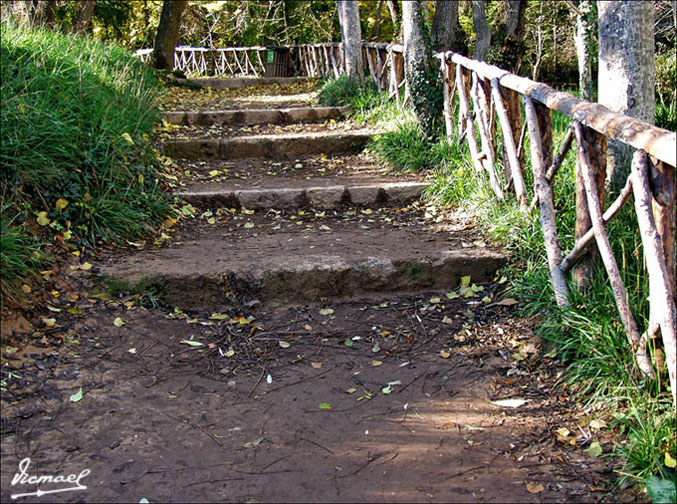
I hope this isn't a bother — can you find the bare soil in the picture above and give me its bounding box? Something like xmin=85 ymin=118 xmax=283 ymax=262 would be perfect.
xmin=1 ymin=282 xmax=620 ymax=503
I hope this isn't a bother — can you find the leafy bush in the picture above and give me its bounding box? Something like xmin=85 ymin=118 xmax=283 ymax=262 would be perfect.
xmin=0 ymin=20 xmax=170 ymax=300
xmin=0 ymin=207 xmax=43 ymax=304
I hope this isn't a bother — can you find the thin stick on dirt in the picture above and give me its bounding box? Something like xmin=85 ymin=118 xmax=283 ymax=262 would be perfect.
xmin=264 ymin=365 xmax=336 ymax=394
xmin=299 ymin=437 xmax=335 ymax=454
xmin=248 ymin=368 xmax=267 ymax=397
xmin=443 ymin=464 xmax=489 ymax=480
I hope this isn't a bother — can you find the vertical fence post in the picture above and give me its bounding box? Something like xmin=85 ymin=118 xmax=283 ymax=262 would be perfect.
xmin=573 ymin=125 xmax=607 ymax=291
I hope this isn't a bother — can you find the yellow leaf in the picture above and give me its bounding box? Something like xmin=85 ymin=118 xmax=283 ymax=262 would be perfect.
xmin=80 ymin=262 xmax=92 ymax=271
xmin=440 ymin=350 xmax=451 ymax=359
xmin=278 ymin=341 xmax=290 ymax=348
xmin=36 ymin=211 xmax=50 ymax=226
xmin=41 ymin=317 xmax=56 ymax=327
xmin=371 ymin=360 xmax=383 ymax=367
xmin=121 ymin=132 xmax=134 ymax=145
xmin=525 ymin=481 xmax=544 ymax=494
xmin=665 ymin=451 xmax=676 ymax=469
xmin=113 ymin=317 xmax=125 ymax=327
xmin=210 ymin=313 xmax=229 ymax=320
xmin=55 ymin=198 xmax=69 ymax=210
xmin=311 ymin=362 xmax=323 ymax=369
xmin=21 ymin=284 xmax=32 ymax=294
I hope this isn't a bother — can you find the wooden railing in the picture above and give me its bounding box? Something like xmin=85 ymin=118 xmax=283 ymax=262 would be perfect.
xmin=437 ymin=51 xmax=676 ymax=407
xmin=133 ymin=43 xmax=406 ymax=96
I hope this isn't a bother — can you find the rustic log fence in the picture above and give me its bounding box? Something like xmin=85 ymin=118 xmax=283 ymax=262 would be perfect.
xmin=135 ymin=43 xmax=676 ymax=407
xmin=437 ymin=51 xmax=676 ymax=408
xmin=133 ymin=43 xmax=407 ymax=99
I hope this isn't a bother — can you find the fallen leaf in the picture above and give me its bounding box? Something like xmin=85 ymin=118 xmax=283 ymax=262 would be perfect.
xmin=69 ymin=387 xmax=83 ymax=403
xmin=41 ymin=317 xmax=56 ymax=327
xmin=346 ymin=388 xmax=357 ymax=394
xmin=491 ymin=398 xmax=528 ymax=408
xmin=344 ymin=338 xmax=353 ymax=347
xmin=429 ymin=297 xmax=441 ymax=304
xmin=319 ymin=403 xmax=332 ymax=410
xmin=266 ymin=374 xmax=273 ymax=384
xmin=525 ymin=481 xmax=544 ymax=494
xmin=121 ymin=132 xmax=134 ymax=145
xmin=381 ymin=385 xmax=392 ymax=395
xmin=243 ymin=437 xmax=264 ymax=448
xmin=128 ymin=348 xmax=137 ymax=354
xmin=439 ymin=350 xmax=451 ymax=359
xmin=319 ymin=308 xmax=334 ymax=316
xmin=278 ymin=341 xmax=290 ymax=348
xmin=442 ymin=316 xmax=453 ymax=324
xmin=21 ymin=284 xmax=31 ymax=294
xmin=665 ymin=451 xmax=676 ymax=469
xmin=180 ymin=339 xmax=204 ymax=347
xmin=210 ymin=312 xmax=229 ymax=320
xmin=36 ymin=212 xmax=50 ymax=226
xmin=371 ymin=360 xmax=383 ymax=367
xmin=55 ymin=198 xmax=69 ymax=210
xmin=445 ymin=291 xmax=460 ymax=299
xmin=113 ymin=317 xmax=126 ymax=327
xmin=224 ymin=349 xmax=235 ymax=357
xmin=496 ymin=298 xmax=519 ymax=306
xmin=585 ymin=441 xmax=603 ymax=458
xmin=311 ymin=362 xmax=323 ymax=369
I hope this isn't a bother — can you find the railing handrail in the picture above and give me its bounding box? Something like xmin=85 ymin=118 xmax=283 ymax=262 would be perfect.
xmin=439 ymin=51 xmax=676 ymax=167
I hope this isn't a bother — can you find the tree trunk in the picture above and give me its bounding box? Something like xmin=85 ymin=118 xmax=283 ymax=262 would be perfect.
xmin=493 ymin=0 xmax=527 ymax=72
xmin=574 ymin=0 xmax=595 ymax=101
xmin=152 ymin=0 xmax=188 ymax=71
xmin=402 ymin=0 xmax=426 ymax=95
xmin=372 ymin=0 xmax=384 ymax=39
xmin=472 ymin=0 xmax=491 ymax=61
xmin=338 ymin=0 xmax=364 ymax=82
xmin=598 ymin=1 xmax=655 ymax=190
xmin=44 ymin=0 xmax=57 ymax=29
xmin=386 ymin=0 xmax=400 ymax=41
xmin=432 ymin=0 xmax=466 ymax=54
xmin=71 ymin=0 xmax=95 ymax=35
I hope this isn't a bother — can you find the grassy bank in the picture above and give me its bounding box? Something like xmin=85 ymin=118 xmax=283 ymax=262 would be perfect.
xmin=322 ymin=75 xmax=676 ymax=496
xmin=0 ymin=20 xmax=170 ymax=303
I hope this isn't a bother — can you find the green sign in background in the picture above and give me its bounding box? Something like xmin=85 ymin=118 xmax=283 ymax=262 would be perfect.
xmin=267 ymin=50 xmax=275 ymax=64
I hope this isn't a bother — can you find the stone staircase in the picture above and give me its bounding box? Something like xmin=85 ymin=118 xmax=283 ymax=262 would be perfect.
xmin=100 ymin=78 xmax=507 ymax=310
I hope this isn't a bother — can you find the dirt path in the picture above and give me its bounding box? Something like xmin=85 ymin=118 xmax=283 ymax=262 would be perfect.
xmin=1 ymin=79 xmax=620 ymax=503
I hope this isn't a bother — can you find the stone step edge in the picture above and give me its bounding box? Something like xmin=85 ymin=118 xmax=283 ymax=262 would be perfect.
xmin=175 ymin=182 xmax=427 ymax=209
xmin=176 ymin=76 xmax=315 ymax=89
xmin=163 ymin=131 xmax=375 ymax=160
xmin=103 ymin=249 xmax=508 ymax=310
xmin=163 ymin=106 xmax=350 ymax=126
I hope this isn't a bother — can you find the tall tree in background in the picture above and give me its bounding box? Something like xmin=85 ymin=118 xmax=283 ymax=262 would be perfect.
xmin=403 ymin=0 xmax=443 ymax=138
xmin=491 ymin=0 xmax=527 ymax=71
xmin=152 ymin=0 xmax=187 ymax=70
xmin=598 ymin=1 xmax=655 ymax=188
xmin=338 ymin=0 xmax=363 ymax=82
xmin=432 ymin=0 xmax=466 ymax=53
xmin=472 ymin=0 xmax=491 ymax=61
xmin=574 ymin=0 xmax=595 ymax=101
xmin=402 ymin=0 xmax=426 ymax=95
xmin=71 ymin=0 xmax=95 ymax=35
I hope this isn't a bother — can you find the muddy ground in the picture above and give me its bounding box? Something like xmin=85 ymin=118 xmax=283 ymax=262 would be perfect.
xmin=1 ymin=270 xmax=625 ymax=503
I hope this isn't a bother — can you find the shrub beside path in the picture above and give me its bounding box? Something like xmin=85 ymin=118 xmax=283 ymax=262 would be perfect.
xmin=0 ymin=79 xmax=624 ymax=503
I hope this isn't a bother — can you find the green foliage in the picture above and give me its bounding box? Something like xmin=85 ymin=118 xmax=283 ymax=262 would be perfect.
xmin=647 ymin=476 xmax=677 ymax=504
xmin=318 ymin=75 xmax=365 ymax=106
xmin=0 ymin=19 xmax=170 ymax=300
xmin=370 ymin=122 xmax=457 ymax=172
xmin=0 ymin=207 xmax=43 ymax=303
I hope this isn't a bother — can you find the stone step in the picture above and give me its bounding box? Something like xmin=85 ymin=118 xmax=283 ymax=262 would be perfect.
xmin=176 ymin=77 xmax=314 ymax=89
xmin=163 ymin=106 xmax=349 ymax=127
xmin=175 ymin=181 xmax=426 ymax=210
xmin=163 ymin=131 xmax=374 ymax=160
xmin=99 ymin=212 xmax=508 ymax=310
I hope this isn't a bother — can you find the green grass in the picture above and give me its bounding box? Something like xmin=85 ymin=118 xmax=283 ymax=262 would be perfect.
xmin=364 ymin=93 xmax=676 ymax=491
xmin=0 ymin=19 xmax=170 ymax=302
